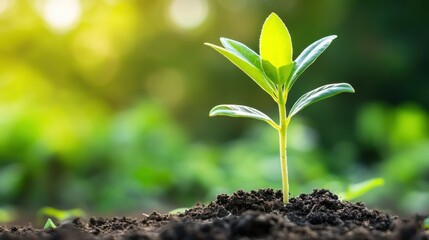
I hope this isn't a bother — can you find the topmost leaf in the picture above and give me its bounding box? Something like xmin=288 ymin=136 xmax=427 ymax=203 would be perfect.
xmin=259 ymin=13 xmax=293 ymax=84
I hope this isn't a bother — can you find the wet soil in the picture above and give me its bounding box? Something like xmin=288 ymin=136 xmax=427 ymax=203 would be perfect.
xmin=0 ymin=189 xmax=428 ymax=239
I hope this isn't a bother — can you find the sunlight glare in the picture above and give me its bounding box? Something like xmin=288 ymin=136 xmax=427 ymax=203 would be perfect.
xmin=169 ymin=0 xmax=208 ymax=30
xmin=0 ymin=0 xmax=12 ymax=15
xmin=41 ymin=0 xmax=82 ymax=32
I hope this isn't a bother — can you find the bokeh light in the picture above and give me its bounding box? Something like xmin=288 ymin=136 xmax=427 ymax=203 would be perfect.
xmin=0 ymin=0 xmax=12 ymax=15
xmin=40 ymin=0 xmax=82 ymax=32
xmin=168 ymin=0 xmax=208 ymax=30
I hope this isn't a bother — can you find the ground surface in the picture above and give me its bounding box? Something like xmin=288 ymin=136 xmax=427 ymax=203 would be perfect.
xmin=0 ymin=189 xmax=428 ymax=239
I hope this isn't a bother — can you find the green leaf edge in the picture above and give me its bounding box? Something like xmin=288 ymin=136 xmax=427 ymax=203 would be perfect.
xmin=204 ymin=43 xmax=277 ymax=100
xmin=289 ymin=83 xmax=355 ymax=117
xmin=220 ymin=37 xmax=262 ymax=69
xmin=210 ymin=104 xmax=278 ymax=129
xmin=288 ymin=35 xmax=337 ymax=91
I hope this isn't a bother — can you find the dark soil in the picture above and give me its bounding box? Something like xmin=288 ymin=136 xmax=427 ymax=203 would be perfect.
xmin=1 ymin=189 xmax=428 ymax=239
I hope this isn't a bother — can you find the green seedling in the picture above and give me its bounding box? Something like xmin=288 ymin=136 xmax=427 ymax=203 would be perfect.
xmin=205 ymin=13 xmax=354 ymax=203
xmin=338 ymin=178 xmax=385 ymax=201
xmin=43 ymin=218 xmax=57 ymax=230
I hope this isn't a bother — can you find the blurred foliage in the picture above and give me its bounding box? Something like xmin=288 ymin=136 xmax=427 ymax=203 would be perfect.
xmin=38 ymin=207 xmax=85 ymax=224
xmin=0 ymin=207 xmax=15 ymax=223
xmin=338 ymin=178 xmax=384 ymax=201
xmin=0 ymin=0 xmax=428 ymax=223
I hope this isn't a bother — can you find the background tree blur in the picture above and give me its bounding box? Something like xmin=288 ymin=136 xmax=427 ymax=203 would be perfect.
xmin=0 ymin=0 xmax=428 ymax=223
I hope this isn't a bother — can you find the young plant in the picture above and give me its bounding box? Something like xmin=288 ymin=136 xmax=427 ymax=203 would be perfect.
xmin=43 ymin=218 xmax=57 ymax=230
xmin=205 ymin=13 xmax=354 ymax=203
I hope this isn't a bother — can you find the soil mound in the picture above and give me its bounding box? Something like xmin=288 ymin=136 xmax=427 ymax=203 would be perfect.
xmin=1 ymin=189 xmax=427 ymax=240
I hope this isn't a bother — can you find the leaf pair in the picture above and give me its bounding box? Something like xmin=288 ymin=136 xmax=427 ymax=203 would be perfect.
xmin=211 ymin=82 xmax=354 ymax=127
xmin=206 ymin=12 xmax=354 ymax=128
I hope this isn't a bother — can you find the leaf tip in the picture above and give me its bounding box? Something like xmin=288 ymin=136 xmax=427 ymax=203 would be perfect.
xmin=262 ymin=12 xmax=283 ymax=29
xmin=219 ymin=37 xmax=227 ymax=42
xmin=267 ymin=12 xmax=280 ymax=20
xmin=209 ymin=107 xmax=218 ymax=117
xmin=348 ymin=84 xmax=356 ymax=93
xmin=204 ymin=43 xmax=223 ymax=51
xmin=325 ymin=35 xmax=338 ymax=44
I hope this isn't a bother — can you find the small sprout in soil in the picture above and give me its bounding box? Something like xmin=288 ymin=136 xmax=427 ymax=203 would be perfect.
xmin=205 ymin=12 xmax=354 ymax=203
xmin=43 ymin=218 xmax=57 ymax=230
xmin=338 ymin=178 xmax=385 ymax=201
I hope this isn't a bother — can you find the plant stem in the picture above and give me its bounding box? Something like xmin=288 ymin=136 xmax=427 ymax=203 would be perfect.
xmin=278 ymin=87 xmax=289 ymax=204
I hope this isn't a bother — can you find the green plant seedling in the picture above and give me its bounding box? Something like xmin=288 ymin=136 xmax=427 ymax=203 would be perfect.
xmin=338 ymin=178 xmax=385 ymax=201
xmin=43 ymin=218 xmax=57 ymax=230
xmin=205 ymin=12 xmax=354 ymax=203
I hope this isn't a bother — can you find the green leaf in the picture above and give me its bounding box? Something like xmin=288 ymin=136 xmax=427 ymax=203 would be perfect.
xmin=205 ymin=43 xmax=277 ymax=99
xmin=210 ymin=104 xmax=278 ymax=129
xmin=44 ymin=218 xmax=57 ymax=230
xmin=342 ymin=178 xmax=385 ymax=201
xmin=289 ymin=83 xmax=355 ymax=117
xmin=259 ymin=13 xmax=293 ymax=84
xmin=220 ymin=38 xmax=261 ymax=69
xmin=261 ymin=60 xmax=293 ymax=86
xmin=288 ymin=35 xmax=337 ymax=90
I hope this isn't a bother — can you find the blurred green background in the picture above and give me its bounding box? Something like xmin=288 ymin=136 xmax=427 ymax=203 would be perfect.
xmin=0 ymin=0 xmax=428 ymax=223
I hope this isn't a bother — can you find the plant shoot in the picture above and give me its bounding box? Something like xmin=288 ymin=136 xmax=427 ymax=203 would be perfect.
xmin=43 ymin=218 xmax=57 ymax=230
xmin=205 ymin=13 xmax=355 ymax=203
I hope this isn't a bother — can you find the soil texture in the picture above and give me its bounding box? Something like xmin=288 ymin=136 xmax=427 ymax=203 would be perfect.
xmin=0 ymin=189 xmax=428 ymax=239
